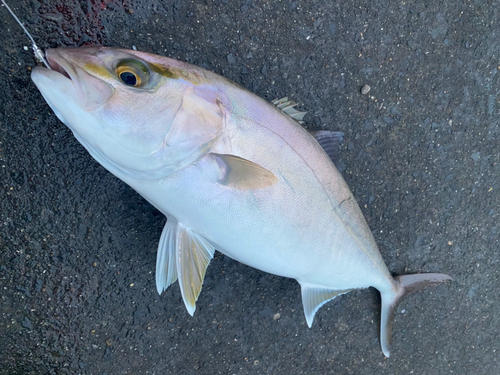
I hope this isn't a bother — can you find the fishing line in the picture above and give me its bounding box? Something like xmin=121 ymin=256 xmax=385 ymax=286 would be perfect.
xmin=1 ymin=0 xmax=51 ymax=69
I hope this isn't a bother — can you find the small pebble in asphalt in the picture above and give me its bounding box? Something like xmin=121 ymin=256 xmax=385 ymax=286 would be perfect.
xmin=361 ymin=85 xmax=371 ymax=94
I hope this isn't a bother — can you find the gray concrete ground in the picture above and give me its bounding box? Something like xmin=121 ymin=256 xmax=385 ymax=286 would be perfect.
xmin=0 ymin=0 xmax=499 ymax=374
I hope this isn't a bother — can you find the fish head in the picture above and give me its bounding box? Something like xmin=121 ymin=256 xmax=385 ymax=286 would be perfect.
xmin=31 ymin=47 xmax=224 ymax=180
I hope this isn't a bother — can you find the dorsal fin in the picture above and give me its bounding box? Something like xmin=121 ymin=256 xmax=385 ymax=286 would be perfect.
xmin=309 ymin=130 xmax=344 ymax=167
xmin=272 ymin=97 xmax=307 ymax=124
xmin=271 ymin=97 xmax=344 ymax=167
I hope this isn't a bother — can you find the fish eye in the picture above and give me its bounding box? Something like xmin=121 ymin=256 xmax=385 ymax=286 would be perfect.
xmin=119 ymin=71 xmax=138 ymax=86
xmin=115 ymin=60 xmax=150 ymax=88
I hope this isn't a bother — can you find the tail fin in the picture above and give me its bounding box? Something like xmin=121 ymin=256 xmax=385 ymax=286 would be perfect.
xmin=380 ymin=273 xmax=453 ymax=357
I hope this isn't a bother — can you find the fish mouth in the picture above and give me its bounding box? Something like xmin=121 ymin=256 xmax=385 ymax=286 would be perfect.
xmin=35 ymin=48 xmax=115 ymax=111
xmin=46 ymin=52 xmax=73 ymax=81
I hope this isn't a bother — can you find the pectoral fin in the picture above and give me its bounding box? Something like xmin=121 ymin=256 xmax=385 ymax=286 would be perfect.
xmin=213 ymin=153 xmax=277 ymax=190
xmin=176 ymin=223 xmax=215 ymax=316
xmin=155 ymin=218 xmax=178 ymax=295
xmin=300 ymin=283 xmax=352 ymax=328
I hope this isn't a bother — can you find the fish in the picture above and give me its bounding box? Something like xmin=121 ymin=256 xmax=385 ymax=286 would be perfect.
xmin=30 ymin=46 xmax=452 ymax=357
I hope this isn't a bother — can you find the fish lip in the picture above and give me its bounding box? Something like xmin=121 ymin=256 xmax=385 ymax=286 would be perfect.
xmin=41 ymin=48 xmax=115 ymax=111
xmin=46 ymin=49 xmax=75 ymax=82
xmin=47 ymin=55 xmax=71 ymax=80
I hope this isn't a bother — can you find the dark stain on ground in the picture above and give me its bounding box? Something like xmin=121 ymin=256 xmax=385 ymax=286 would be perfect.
xmin=1 ymin=1 xmax=499 ymax=374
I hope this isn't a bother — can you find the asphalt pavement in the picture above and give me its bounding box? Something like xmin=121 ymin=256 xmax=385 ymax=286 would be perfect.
xmin=0 ymin=1 xmax=499 ymax=374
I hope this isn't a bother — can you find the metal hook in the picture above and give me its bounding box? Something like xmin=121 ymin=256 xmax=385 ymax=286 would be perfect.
xmin=1 ymin=0 xmax=51 ymax=69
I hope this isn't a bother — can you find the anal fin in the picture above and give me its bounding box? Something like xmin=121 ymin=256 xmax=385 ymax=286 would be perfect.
xmin=300 ymin=283 xmax=352 ymax=328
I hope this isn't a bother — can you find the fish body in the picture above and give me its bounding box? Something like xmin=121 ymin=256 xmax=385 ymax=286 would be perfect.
xmin=124 ymin=85 xmax=389 ymax=291
xmin=31 ymin=47 xmax=451 ymax=356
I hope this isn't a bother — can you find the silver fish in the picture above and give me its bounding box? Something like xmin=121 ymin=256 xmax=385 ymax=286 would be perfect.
xmin=31 ymin=47 xmax=452 ymax=357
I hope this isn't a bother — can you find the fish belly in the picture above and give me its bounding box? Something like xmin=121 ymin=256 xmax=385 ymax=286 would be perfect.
xmin=124 ymin=153 xmax=392 ymax=294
